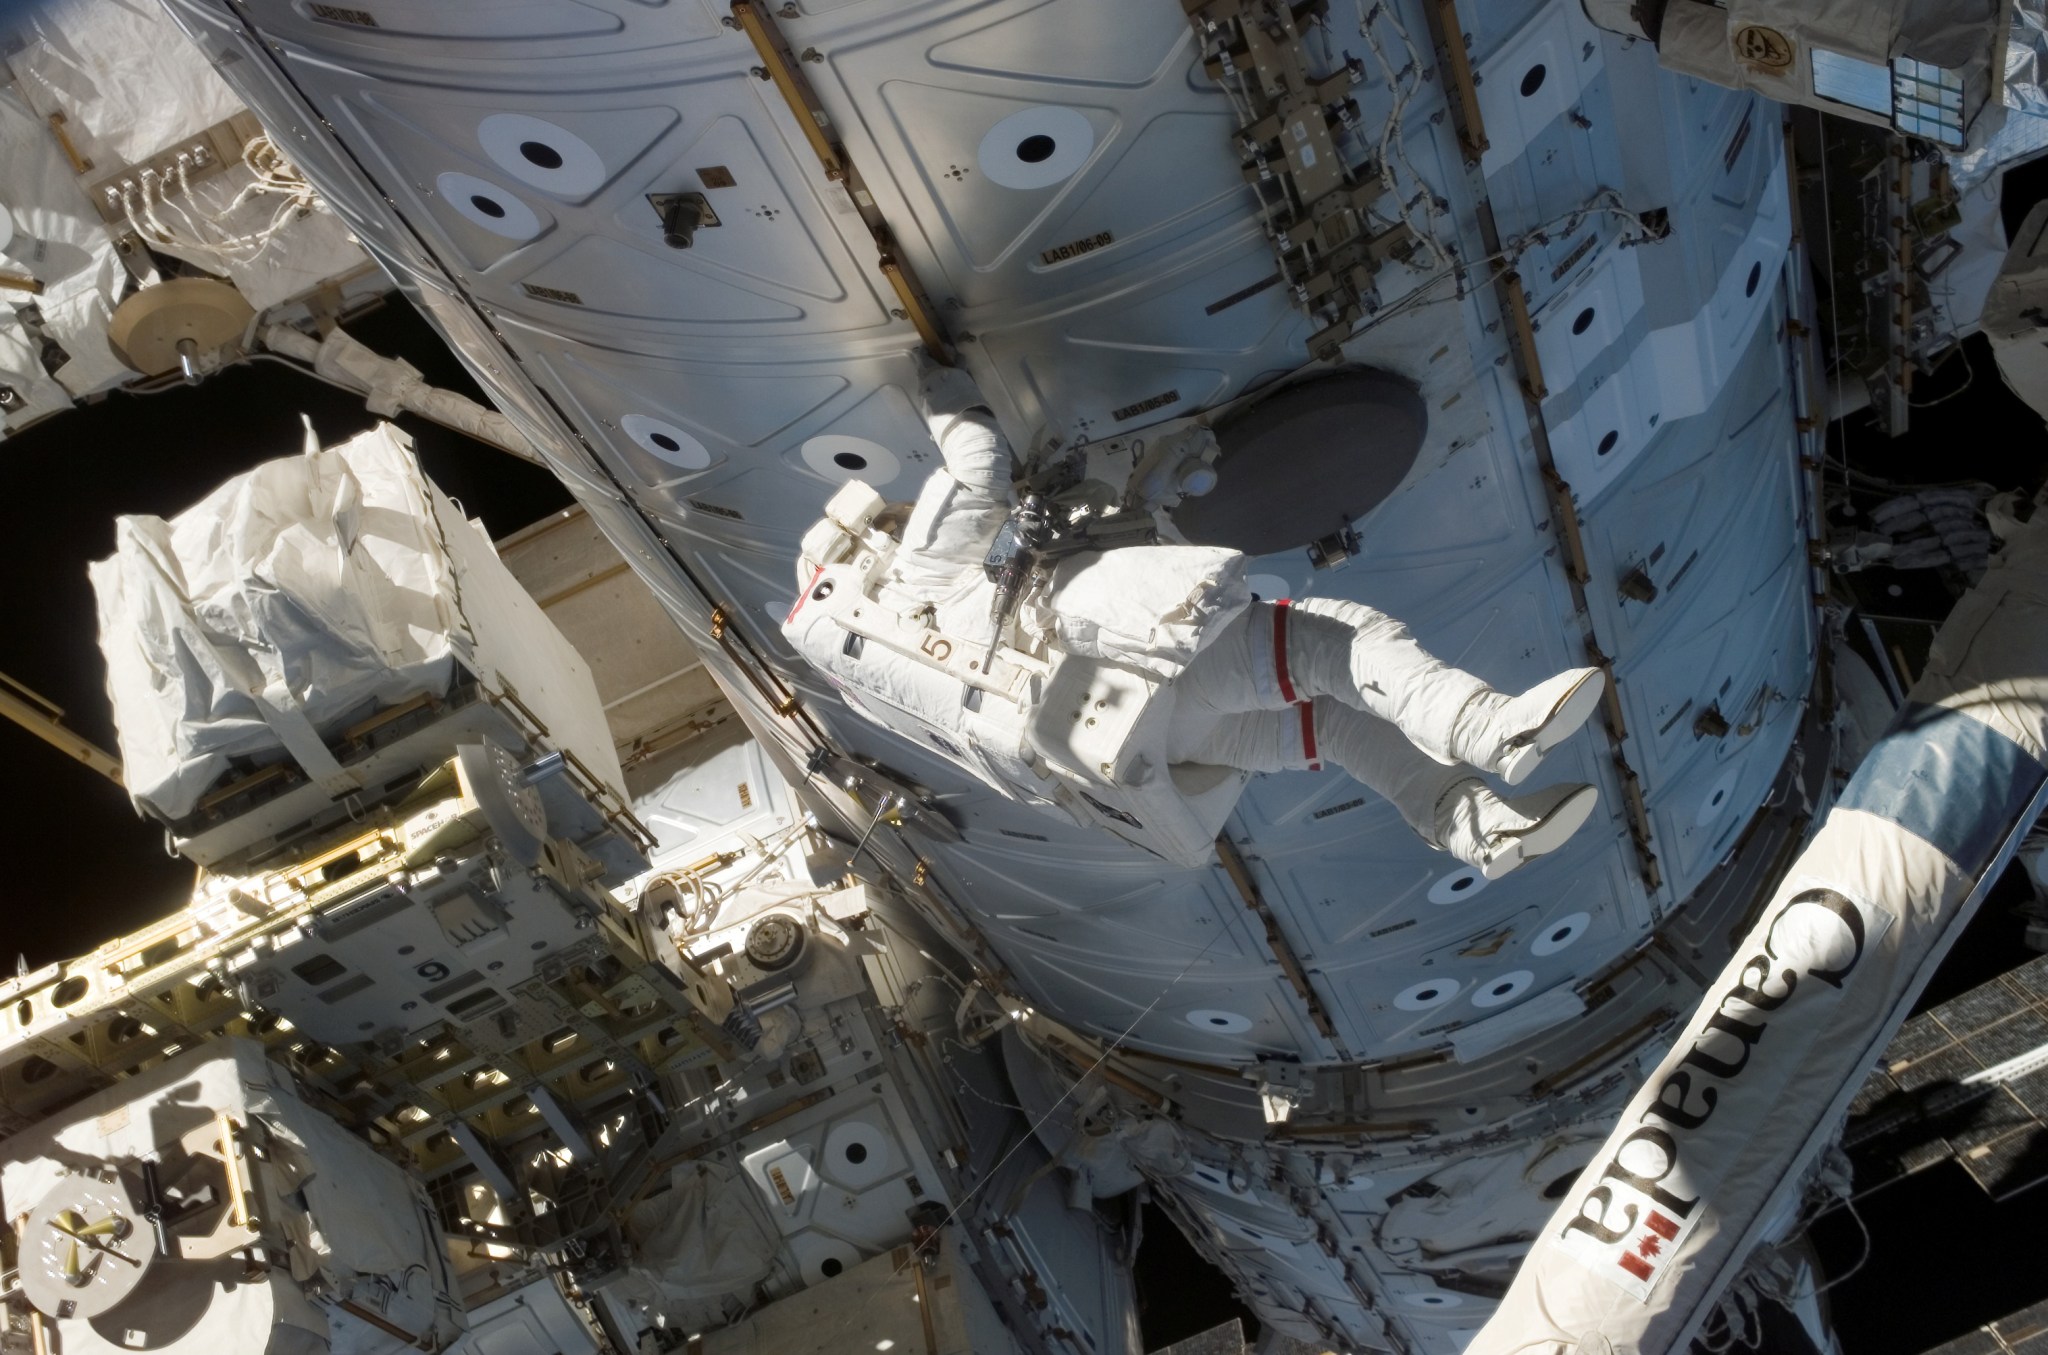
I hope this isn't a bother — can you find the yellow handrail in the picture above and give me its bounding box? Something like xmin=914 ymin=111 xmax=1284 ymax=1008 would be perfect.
xmin=0 ymin=670 xmax=123 ymax=786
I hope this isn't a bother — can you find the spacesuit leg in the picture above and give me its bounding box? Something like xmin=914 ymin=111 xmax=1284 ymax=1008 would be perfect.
xmin=1180 ymin=600 xmax=1484 ymax=737
xmin=1284 ymin=599 xmax=1606 ymax=786
xmin=1304 ymin=698 xmax=1467 ymax=841
xmin=1282 ymin=600 xmax=1490 ymax=761
xmin=1172 ymin=606 xmax=1275 ymax=713
xmin=1313 ymin=699 xmax=1601 ymax=877
xmin=1166 ymin=697 xmax=1596 ymax=876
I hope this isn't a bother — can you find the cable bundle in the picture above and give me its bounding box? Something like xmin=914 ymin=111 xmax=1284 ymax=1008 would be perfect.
xmin=117 ymin=132 xmax=327 ymax=263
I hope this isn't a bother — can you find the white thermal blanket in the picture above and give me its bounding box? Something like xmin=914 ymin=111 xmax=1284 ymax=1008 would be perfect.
xmin=93 ymin=424 xmax=464 ymax=821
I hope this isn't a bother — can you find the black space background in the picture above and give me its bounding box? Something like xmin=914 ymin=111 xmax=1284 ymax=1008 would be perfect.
xmin=6 ymin=163 xmax=2048 ymax=1352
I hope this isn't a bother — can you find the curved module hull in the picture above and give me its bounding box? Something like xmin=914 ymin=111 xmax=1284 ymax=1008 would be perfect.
xmin=152 ymin=0 xmax=1827 ymax=1348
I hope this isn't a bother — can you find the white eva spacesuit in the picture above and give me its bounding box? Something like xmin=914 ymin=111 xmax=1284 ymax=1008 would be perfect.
xmin=782 ymin=362 xmax=1605 ymax=875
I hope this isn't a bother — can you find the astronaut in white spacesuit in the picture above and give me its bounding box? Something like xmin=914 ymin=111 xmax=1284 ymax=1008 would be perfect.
xmin=783 ymin=362 xmax=1604 ymax=878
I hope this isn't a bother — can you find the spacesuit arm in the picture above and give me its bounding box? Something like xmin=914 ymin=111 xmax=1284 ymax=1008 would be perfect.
xmin=896 ymin=366 xmax=1017 ymax=581
xmin=896 ymin=441 xmax=1011 ymax=584
xmin=930 ymin=408 xmax=1013 ymax=503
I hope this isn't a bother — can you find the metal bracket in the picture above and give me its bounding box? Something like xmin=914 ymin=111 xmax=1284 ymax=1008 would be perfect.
xmin=647 ymin=192 xmax=721 ymax=249
xmin=1308 ymin=523 xmax=1360 ymax=570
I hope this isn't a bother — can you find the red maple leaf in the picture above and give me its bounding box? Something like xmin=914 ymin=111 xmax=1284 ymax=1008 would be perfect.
xmin=1637 ymin=1234 xmax=1662 ymax=1259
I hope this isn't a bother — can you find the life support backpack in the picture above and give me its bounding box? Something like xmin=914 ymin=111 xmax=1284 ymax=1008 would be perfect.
xmin=782 ymin=483 xmax=1249 ymax=867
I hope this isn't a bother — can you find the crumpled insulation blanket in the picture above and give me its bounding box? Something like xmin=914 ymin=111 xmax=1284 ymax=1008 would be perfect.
xmin=89 ymin=422 xmax=536 ymax=825
xmin=606 ymin=1162 xmax=779 ymax=1323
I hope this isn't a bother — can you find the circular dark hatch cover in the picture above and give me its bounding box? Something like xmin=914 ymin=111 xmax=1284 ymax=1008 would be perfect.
xmin=1173 ymin=368 xmax=1427 ymax=557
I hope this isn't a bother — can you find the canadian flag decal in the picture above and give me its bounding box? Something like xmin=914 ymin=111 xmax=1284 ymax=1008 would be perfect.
xmin=1555 ymin=1150 xmax=1703 ymax=1304
xmin=1615 ymin=1209 xmax=1680 ymax=1283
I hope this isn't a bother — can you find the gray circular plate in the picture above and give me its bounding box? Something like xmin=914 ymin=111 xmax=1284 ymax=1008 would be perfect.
xmin=1172 ymin=368 xmax=1428 ymax=558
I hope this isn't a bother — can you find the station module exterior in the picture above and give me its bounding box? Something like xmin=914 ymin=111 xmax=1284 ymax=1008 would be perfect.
xmin=2 ymin=0 xmax=2040 ymax=1353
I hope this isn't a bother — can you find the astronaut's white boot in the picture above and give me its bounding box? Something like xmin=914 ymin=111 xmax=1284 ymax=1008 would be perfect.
xmin=1449 ymin=667 xmax=1606 ymax=786
xmin=1433 ymin=779 xmax=1598 ymax=879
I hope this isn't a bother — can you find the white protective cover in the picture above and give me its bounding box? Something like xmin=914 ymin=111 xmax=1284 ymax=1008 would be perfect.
xmin=1468 ymin=510 xmax=2048 ymax=1353
xmin=91 ymin=422 xmax=623 ymax=823
xmin=615 ymin=1163 xmax=779 ymax=1306
xmin=5 ymin=0 xmax=243 ymax=172
xmin=0 ymin=85 xmax=130 ymax=430
xmin=1676 ymin=0 xmax=1999 ymax=70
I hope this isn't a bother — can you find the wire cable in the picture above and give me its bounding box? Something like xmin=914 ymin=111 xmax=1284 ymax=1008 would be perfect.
xmin=1804 ymin=1193 xmax=1871 ymax=1296
xmin=793 ymin=923 xmax=1231 ymax=1351
xmin=116 ymin=133 xmax=324 ymax=264
xmin=1907 ymin=335 xmax=1976 ymax=408
xmin=1357 ymin=0 xmax=1453 ymax=265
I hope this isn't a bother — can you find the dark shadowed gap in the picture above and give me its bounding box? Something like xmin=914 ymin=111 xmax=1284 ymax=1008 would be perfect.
xmin=1132 ymin=1201 xmax=1259 ymax=1351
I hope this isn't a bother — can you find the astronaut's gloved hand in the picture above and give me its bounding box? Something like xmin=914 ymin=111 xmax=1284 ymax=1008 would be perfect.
xmin=1433 ymin=779 xmax=1598 ymax=880
xmin=1449 ymin=667 xmax=1607 ymax=786
xmin=915 ymin=351 xmax=990 ymax=437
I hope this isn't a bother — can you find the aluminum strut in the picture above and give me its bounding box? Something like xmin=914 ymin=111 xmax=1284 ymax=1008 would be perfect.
xmin=0 ymin=670 xmax=122 ymax=786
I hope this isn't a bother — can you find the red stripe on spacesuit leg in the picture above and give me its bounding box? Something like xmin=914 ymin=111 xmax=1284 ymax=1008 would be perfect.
xmin=785 ymin=565 xmax=827 ymax=624
xmin=1300 ymin=701 xmax=1320 ymax=771
xmin=1273 ymin=599 xmax=1297 ymax=704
